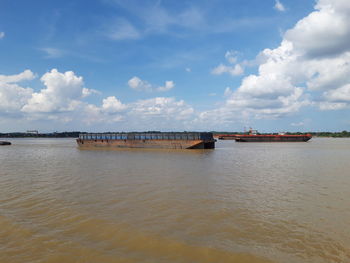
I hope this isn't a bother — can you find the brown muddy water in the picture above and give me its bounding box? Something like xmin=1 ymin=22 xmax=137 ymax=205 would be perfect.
xmin=0 ymin=138 xmax=349 ymax=263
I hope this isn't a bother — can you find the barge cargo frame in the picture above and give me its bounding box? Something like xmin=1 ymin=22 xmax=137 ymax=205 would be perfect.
xmin=77 ymin=132 xmax=215 ymax=149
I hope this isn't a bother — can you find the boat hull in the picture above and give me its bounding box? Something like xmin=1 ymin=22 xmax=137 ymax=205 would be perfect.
xmin=217 ymin=136 xmax=236 ymax=140
xmin=77 ymin=139 xmax=215 ymax=149
xmin=234 ymin=135 xmax=311 ymax=142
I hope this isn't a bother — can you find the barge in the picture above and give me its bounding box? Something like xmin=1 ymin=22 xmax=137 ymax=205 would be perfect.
xmin=77 ymin=132 xmax=215 ymax=149
xmin=235 ymin=129 xmax=311 ymax=142
xmin=0 ymin=141 xmax=11 ymax=146
xmin=234 ymin=134 xmax=312 ymax=142
xmin=218 ymin=129 xmax=312 ymax=142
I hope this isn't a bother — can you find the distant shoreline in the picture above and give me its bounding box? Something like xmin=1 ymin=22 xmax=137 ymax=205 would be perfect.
xmin=0 ymin=132 xmax=80 ymax=138
xmin=1 ymin=131 xmax=350 ymax=138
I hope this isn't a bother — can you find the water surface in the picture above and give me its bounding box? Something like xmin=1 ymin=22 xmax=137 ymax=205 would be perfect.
xmin=1 ymin=138 xmax=349 ymax=262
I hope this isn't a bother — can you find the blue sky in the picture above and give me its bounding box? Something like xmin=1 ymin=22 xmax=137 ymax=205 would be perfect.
xmin=1 ymin=0 xmax=350 ymax=132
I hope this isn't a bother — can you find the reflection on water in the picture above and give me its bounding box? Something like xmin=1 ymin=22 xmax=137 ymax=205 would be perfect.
xmin=1 ymin=138 xmax=350 ymax=263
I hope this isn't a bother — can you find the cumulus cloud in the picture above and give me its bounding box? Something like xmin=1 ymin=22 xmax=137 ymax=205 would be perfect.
xmin=285 ymin=1 xmax=350 ymax=58
xmin=320 ymin=84 xmax=350 ymax=110
xmin=0 ymin=32 xmax=4 ymax=39
xmin=211 ymin=50 xmax=244 ymax=76
xmin=0 ymin=70 xmax=35 ymax=114
xmin=130 ymin=97 xmax=194 ymax=121
xmin=128 ymin=76 xmax=152 ymax=91
xmin=0 ymin=69 xmax=193 ymax=130
xmin=324 ymin=84 xmax=350 ymax=102
xmin=102 ymin=96 xmax=127 ymax=113
xmin=0 ymin=69 xmax=35 ymax=83
xmin=22 ymin=69 xmax=88 ymax=113
xmin=206 ymin=0 xmax=350 ymax=122
xmin=128 ymin=76 xmax=175 ymax=92
xmin=274 ymin=0 xmax=286 ymax=12
xmin=78 ymin=96 xmax=194 ymax=129
xmin=211 ymin=64 xmax=243 ymax=76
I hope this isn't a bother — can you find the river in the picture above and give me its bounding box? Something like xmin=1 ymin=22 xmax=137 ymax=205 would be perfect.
xmin=0 ymin=138 xmax=349 ymax=263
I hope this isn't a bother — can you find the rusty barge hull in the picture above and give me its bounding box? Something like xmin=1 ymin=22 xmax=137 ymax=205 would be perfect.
xmin=77 ymin=139 xmax=214 ymax=149
xmin=77 ymin=132 xmax=215 ymax=149
xmin=234 ymin=135 xmax=312 ymax=142
xmin=216 ymin=135 xmax=237 ymax=140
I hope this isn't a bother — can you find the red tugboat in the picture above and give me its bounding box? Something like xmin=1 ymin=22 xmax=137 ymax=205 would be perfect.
xmin=233 ymin=129 xmax=312 ymax=142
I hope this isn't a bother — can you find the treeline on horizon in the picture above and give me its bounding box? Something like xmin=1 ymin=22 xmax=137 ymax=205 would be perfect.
xmin=1 ymin=130 xmax=350 ymax=138
xmin=212 ymin=130 xmax=350 ymax=137
xmin=0 ymin=132 xmax=81 ymax=138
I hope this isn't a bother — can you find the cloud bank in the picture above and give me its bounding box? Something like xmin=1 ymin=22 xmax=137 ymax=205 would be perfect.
xmin=203 ymin=0 xmax=350 ymax=123
xmin=0 ymin=69 xmax=191 ymax=130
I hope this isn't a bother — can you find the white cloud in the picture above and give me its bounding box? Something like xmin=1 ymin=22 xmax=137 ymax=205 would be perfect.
xmin=319 ymin=101 xmax=347 ymax=110
xmin=225 ymin=50 xmax=239 ymax=64
xmin=78 ymin=96 xmax=194 ymax=129
xmin=211 ymin=63 xmax=244 ymax=76
xmin=107 ymin=18 xmax=141 ymax=40
xmin=0 ymin=70 xmax=35 ymax=114
xmin=185 ymin=67 xmax=191 ymax=72
xmin=130 ymin=97 xmax=194 ymax=121
xmin=0 ymin=84 xmax=33 ymax=114
xmin=274 ymin=0 xmax=286 ymax=12
xmin=82 ymin=87 xmax=100 ymax=97
xmin=102 ymin=96 xmax=127 ymax=113
xmin=224 ymin=87 xmax=233 ymax=97
xmin=323 ymin=84 xmax=350 ymax=102
xmin=0 ymin=69 xmax=35 ymax=83
xmin=285 ymin=0 xmax=350 ymax=57
xmin=211 ymin=50 xmax=244 ymax=76
xmin=306 ymin=54 xmax=350 ymax=91
xmin=157 ymin=80 xmax=175 ymax=91
xmin=0 ymin=32 xmax=4 ymax=39
xmin=128 ymin=76 xmax=152 ymax=91
xmin=22 ymin=69 xmax=86 ymax=113
xmin=128 ymin=76 xmax=175 ymax=92
xmin=207 ymin=0 xmax=350 ymax=122
xmin=0 ymin=69 xmax=193 ymax=130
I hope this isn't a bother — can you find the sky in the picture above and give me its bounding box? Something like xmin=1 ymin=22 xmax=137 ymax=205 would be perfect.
xmin=1 ymin=0 xmax=350 ymax=132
